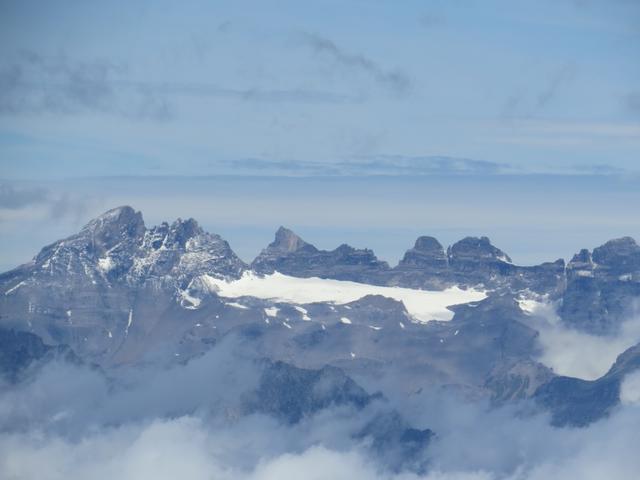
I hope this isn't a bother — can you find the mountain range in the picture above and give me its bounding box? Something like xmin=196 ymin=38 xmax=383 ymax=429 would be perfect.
xmin=2 ymin=205 xmax=640 ymax=435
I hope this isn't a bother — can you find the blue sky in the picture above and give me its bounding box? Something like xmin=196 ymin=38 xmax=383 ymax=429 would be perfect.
xmin=0 ymin=0 xmax=639 ymax=270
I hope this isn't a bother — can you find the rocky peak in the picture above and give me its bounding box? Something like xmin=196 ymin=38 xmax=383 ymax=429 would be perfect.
xmin=448 ymin=236 xmax=512 ymax=264
xmin=270 ymin=226 xmax=314 ymax=253
xmin=413 ymin=236 xmax=444 ymax=253
xmin=81 ymin=206 xmax=145 ymax=251
xmin=398 ymin=236 xmax=447 ymax=269
xmin=167 ymin=218 xmax=204 ymax=248
xmin=567 ymin=249 xmax=594 ymax=270
xmin=32 ymin=206 xmax=145 ymax=272
xmin=592 ymin=237 xmax=640 ymax=273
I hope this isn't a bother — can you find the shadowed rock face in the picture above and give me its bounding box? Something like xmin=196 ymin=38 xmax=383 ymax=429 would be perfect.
xmin=356 ymin=411 xmax=433 ymax=473
xmin=243 ymin=360 xmax=432 ymax=471
xmin=245 ymin=360 xmax=375 ymax=424
xmin=0 ymin=328 xmax=79 ymax=384
xmin=560 ymin=237 xmax=640 ymax=335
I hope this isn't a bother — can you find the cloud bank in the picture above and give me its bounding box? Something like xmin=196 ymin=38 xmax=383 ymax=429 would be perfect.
xmin=1 ymin=336 xmax=640 ymax=480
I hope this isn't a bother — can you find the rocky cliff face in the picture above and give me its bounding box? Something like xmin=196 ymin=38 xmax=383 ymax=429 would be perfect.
xmin=560 ymin=237 xmax=640 ymax=334
xmin=0 ymin=328 xmax=80 ymax=384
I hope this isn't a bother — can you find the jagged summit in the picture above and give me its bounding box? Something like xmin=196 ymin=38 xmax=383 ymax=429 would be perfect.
xmin=79 ymin=206 xmax=145 ymax=246
xmin=82 ymin=205 xmax=143 ymax=229
xmin=6 ymin=205 xmax=246 ymax=288
xmin=270 ymin=226 xmax=315 ymax=253
xmin=448 ymin=236 xmax=512 ymax=264
xmin=592 ymin=237 xmax=640 ymax=270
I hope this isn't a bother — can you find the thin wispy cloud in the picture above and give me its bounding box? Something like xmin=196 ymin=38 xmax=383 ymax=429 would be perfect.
xmin=0 ymin=50 xmax=172 ymax=121
xmin=0 ymin=184 xmax=48 ymax=209
xmin=132 ymin=81 xmax=360 ymax=104
xmin=536 ymin=62 xmax=577 ymax=108
xmin=223 ymin=155 xmax=508 ymax=176
xmin=299 ymin=33 xmax=411 ymax=96
xmin=0 ymin=50 xmax=360 ymax=121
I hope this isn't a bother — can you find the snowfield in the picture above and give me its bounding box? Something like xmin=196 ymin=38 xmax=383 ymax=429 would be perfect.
xmin=201 ymin=271 xmax=486 ymax=322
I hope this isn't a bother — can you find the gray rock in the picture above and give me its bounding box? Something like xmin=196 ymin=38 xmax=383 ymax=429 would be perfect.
xmin=560 ymin=237 xmax=640 ymax=334
xmin=252 ymin=226 xmax=390 ymax=283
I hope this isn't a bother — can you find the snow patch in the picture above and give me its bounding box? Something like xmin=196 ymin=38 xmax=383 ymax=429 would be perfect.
xmin=226 ymin=301 xmax=248 ymax=310
xmin=575 ymin=270 xmax=594 ymax=278
xmin=125 ymin=309 xmax=133 ymax=335
xmin=517 ymin=298 xmax=545 ymax=315
xmin=203 ymin=271 xmax=486 ymax=323
xmin=340 ymin=317 xmax=352 ymax=325
xmin=264 ymin=307 xmax=279 ymax=317
xmin=497 ymin=254 xmax=512 ymax=264
xmin=97 ymin=256 xmax=115 ymax=273
xmin=294 ymin=306 xmax=311 ymax=321
xmin=179 ymin=290 xmax=202 ymax=310
xmin=4 ymin=281 xmax=26 ymax=295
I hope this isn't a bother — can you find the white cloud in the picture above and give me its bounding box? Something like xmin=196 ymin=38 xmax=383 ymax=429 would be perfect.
xmin=520 ymin=299 xmax=640 ymax=380
xmin=620 ymin=371 xmax=640 ymax=406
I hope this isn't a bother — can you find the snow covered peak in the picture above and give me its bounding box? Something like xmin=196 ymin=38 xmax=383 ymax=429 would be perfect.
xmin=17 ymin=206 xmax=246 ymax=293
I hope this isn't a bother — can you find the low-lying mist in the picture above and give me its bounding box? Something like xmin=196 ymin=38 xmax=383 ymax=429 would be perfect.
xmin=1 ymin=337 xmax=639 ymax=480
